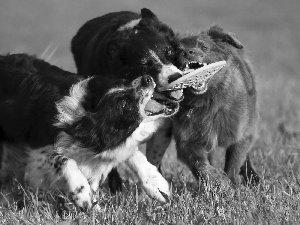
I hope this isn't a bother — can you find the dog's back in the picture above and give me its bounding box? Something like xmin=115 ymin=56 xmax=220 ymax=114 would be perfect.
xmin=71 ymin=11 xmax=140 ymax=74
xmin=0 ymin=54 xmax=80 ymax=147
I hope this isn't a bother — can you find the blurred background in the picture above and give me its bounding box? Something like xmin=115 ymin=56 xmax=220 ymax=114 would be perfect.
xmin=1 ymin=0 xmax=299 ymax=130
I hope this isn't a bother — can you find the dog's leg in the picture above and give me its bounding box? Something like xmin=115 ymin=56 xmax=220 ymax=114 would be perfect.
xmin=0 ymin=143 xmax=13 ymax=206
xmin=125 ymin=150 xmax=170 ymax=204
xmin=177 ymin=143 xmax=211 ymax=185
xmin=0 ymin=143 xmax=26 ymax=207
xmin=107 ymin=168 xmax=123 ymax=194
xmin=25 ymin=146 xmax=92 ymax=210
xmin=146 ymin=118 xmax=173 ymax=172
xmin=108 ymin=118 xmax=172 ymax=193
xmin=240 ymin=155 xmax=260 ymax=186
xmin=224 ymin=135 xmax=259 ymax=186
xmin=0 ymin=143 xmax=6 ymax=189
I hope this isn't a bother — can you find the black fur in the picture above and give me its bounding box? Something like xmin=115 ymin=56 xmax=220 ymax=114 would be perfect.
xmin=71 ymin=8 xmax=181 ymax=89
xmin=0 ymin=54 xmax=162 ymax=209
xmin=0 ymin=54 xmax=146 ymax=152
xmin=71 ymin=8 xmax=183 ymax=193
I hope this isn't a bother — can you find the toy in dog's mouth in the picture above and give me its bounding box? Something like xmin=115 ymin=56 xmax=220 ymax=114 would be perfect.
xmin=159 ymin=61 xmax=226 ymax=94
xmin=144 ymin=92 xmax=179 ymax=117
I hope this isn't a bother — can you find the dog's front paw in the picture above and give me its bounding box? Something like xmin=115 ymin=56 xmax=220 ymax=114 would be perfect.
xmin=69 ymin=182 xmax=92 ymax=211
xmin=65 ymin=160 xmax=92 ymax=211
xmin=140 ymin=164 xmax=170 ymax=204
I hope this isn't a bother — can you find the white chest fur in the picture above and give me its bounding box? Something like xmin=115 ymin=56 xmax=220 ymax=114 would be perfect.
xmin=54 ymin=118 xmax=163 ymax=191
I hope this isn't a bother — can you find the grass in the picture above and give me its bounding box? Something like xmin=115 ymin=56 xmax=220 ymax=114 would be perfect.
xmin=0 ymin=100 xmax=300 ymax=224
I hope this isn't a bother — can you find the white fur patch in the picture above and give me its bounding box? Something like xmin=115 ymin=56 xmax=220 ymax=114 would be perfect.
xmin=120 ymin=151 xmax=170 ymax=204
xmin=54 ymin=116 xmax=163 ymax=193
xmin=55 ymin=131 xmax=139 ymax=192
xmin=117 ymin=19 xmax=141 ymax=31
xmin=54 ymin=78 xmax=90 ymax=127
xmin=62 ymin=158 xmax=92 ymax=208
xmin=105 ymin=87 xmax=126 ymax=95
xmin=131 ymin=118 xmax=164 ymax=142
xmin=159 ymin=64 xmax=182 ymax=87
xmin=24 ymin=146 xmax=92 ymax=208
xmin=149 ymin=50 xmax=163 ymax=66
xmin=148 ymin=50 xmax=182 ymax=87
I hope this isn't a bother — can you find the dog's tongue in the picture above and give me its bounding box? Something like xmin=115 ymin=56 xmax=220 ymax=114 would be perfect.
xmin=145 ymin=99 xmax=165 ymax=114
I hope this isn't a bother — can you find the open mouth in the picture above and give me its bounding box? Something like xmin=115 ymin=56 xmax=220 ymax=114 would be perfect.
xmin=156 ymin=85 xmax=184 ymax=102
xmin=183 ymin=61 xmax=208 ymax=73
xmin=185 ymin=61 xmax=210 ymax=93
xmin=144 ymin=92 xmax=179 ymax=117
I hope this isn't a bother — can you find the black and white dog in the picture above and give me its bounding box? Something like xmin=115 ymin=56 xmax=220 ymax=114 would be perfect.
xmin=0 ymin=54 xmax=179 ymax=209
xmin=71 ymin=8 xmax=184 ymax=192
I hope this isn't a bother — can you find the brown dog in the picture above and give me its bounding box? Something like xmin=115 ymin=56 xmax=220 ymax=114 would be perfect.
xmin=146 ymin=25 xmax=260 ymax=186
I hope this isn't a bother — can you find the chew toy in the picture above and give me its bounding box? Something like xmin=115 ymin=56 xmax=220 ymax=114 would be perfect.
xmin=160 ymin=61 xmax=226 ymax=91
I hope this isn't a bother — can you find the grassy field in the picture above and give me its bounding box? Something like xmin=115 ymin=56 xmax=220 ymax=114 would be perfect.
xmin=1 ymin=0 xmax=300 ymax=224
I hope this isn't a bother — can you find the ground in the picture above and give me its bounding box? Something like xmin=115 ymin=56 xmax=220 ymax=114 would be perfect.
xmin=0 ymin=0 xmax=300 ymax=224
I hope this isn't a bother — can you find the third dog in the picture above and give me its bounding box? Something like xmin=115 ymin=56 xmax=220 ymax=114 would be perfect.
xmin=146 ymin=25 xmax=260 ymax=186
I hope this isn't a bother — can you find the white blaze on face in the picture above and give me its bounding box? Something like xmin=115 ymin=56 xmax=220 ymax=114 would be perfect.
xmin=117 ymin=19 xmax=141 ymax=31
xmin=148 ymin=50 xmax=182 ymax=87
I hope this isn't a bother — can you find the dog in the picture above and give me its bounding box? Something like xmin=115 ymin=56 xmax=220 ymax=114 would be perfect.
xmin=71 ymin=8 xmax=184 ymax=192
xmin=145 ymin=25 xmax=260 ymax=186
xmin=0 ymin=54 xmax=179 ymax=209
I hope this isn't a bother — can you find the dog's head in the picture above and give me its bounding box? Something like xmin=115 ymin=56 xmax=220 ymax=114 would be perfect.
xmin=94 ymin=75 xmax=179 ymax=124
xmin=103 ymin=8 xmax=184 ymax=102
xmin=56 ymin=74 xmax=179 ymax=151
xmin=175 ymin=25 xmax=244 ymax=94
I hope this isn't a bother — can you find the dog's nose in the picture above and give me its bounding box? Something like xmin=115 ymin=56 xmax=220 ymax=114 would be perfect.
xmin=181 ymin=48 xmax=202 ymax=60
xmin=168 ymin=73 xmax=182 ymax=84
xmin=141 ymin=75 xmax=153 ymax=87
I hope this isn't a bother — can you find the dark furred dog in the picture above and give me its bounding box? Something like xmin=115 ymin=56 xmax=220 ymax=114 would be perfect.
xmin=0 ymin=54 xmax=178 ymax=209
xmin=146 ymin=25 xmax=260 ymax=186
xmin=71 ymin=8 xmax=183 ymax=103
xmin=71 ymin=8 xmax=184 ymax=192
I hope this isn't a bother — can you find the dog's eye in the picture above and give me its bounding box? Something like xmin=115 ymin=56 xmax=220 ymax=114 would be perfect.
xmin=196 ymin=40 xmax=209 ymax=51
xmin=201 ymin=45 xmax=208 ymax=51
xmin=140 ymin=59 xmax=153 ymax=67
xmin=166 ymin=49 xmax=174 ymax=57
xmin=120 ymin=100 xmax=126 ymax=109
xmin=141 ymin=59 xmax=147 ymax=65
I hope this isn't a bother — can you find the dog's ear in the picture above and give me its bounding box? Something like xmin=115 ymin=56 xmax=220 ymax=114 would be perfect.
xmin=139 ymin=8 xmax=160 ymax=28
xmin=136 ymin=8 xmax=175 ymax=38
xmin=64 ymin=115 xmax=96 ymax=148
xmin=208 ymin=25 xmax=243 ymax=49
